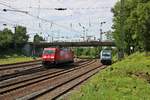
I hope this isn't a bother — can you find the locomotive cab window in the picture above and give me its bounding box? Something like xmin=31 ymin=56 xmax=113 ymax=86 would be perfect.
xmin=102 ymin=53 xmax=110 ymax=56
xmin=43 ymin=50 xmax=55 ymax=54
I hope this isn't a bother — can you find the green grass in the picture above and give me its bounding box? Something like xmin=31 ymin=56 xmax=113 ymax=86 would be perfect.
xmin=0 ymin=56 xmax=36 ymax=65
xmin=68 ymin=52 xmax=150 ymax=100
xmin=0 ymin=49 xmax=40 ymax=65
xmin=0 ymin=53 xmax=39 ymax=65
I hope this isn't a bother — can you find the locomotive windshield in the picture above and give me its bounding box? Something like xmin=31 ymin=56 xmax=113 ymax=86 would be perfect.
xmin=100 ymin=50 xmax=112 ymax=59
xmin=43 ymin=50 xmax=55 ymax=54
xmin=102 ymin=53 xmax=110 ymax=56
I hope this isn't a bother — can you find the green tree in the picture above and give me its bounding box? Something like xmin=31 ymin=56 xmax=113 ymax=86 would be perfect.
xmin=33 ymin=34 xmax=44 ymax=43
xmin=0 ymin=28 xmax=13 ymax=49
xmin=73 ymin=47 xmax=102 ymax=58
xmin=136 ymin=2 xmax=150 ymax=53
xmin=14 ymin=26 xmax=29 ymax=44
xmin=105 ymin=30 xmax=113 ymax=41
xmin=112 ymin=0 xmax=150 ymax=55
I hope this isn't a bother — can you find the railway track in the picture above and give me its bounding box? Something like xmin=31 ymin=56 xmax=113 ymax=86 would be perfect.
xmin=0 ymin=60 xmax=42 ymax=78
xmin=0 ymin=59 xmax=105 ymax=100
xmin=0 ymin=65 xmax=45 ymax=81
xmin=0 ymin=59 xmax=91 ymax=89
xmin=0 ymin=60 xmax=93 ymax=93
xmin=0 ymin=59 xmax=89 ymax=81
xmin=0 ymin=60 xmax=41 ymax=70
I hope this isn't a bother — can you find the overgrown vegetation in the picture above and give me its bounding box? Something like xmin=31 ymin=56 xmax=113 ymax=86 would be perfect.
xmin=0 ymin=56 xmax=34 ymax=65
xmin=0 ymin=49 xmax=36 ymax=65
xmin=68 ymin=52 xmax=150 ymax=100
xmin=33 ymin=34 xmax=45 ymax=43
xmin=0 ymin=26 xmax=45 ymax=58
xmin=112 ymin=0 xmax=150 ymax=55
xmin=0 ymin=26 xmax=29 ymax=52
xmin=0 ymin=26 xmax=44 ymax=64
xmin=73 ymin=47 xmax=102 ymax=59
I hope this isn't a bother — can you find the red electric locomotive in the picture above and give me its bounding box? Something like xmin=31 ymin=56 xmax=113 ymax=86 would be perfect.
xmin=42 ymin=47 xmax=74 ymax=66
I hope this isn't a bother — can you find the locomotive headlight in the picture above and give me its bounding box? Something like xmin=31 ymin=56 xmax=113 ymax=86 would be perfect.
xmin=50 ymin=56 xmax=54 ymax=59
xmin=43 ymin=56 xmax=47 ymax=58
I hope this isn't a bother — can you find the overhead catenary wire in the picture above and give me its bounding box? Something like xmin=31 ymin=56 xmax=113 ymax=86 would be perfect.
xmin=0 ymin=15 xmax=51 ymax=33
xmin=0 ymin=12 xmax=108 ymax=36
xmin=0 ymin=12 xmax=80 ymax=41
xmin=28 ymin=7 xmax=111 ymax=10
xmin=0 ymin=2 xmax=82 ymax=34
xmin=0 ymin=1 xmax=112 ymax=41
xmin=0 ymin=1 xmax=111 ymax=34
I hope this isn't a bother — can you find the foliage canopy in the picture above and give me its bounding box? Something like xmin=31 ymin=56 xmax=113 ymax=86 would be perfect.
xmin=112 ymin=0 xmax=150 ymax=54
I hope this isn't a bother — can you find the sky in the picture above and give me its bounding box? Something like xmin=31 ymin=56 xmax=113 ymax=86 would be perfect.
xmin=0 ymin=0 xmax=118 ymax=42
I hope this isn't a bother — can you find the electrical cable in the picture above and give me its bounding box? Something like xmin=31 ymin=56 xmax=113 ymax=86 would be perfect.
xmin=0 ymin=1 xmax=111 ymax=40
xmin=0 ymin=2 xmax=82 ymax=34
xmin=0 ymin=16 xmax=48 ymax=32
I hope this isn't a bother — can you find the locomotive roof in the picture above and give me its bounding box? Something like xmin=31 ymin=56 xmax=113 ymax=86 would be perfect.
xmin=44 ymin=47 xmax=70 ymax=50
xmin=44 ymin=47 xmax=57 ymax=50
